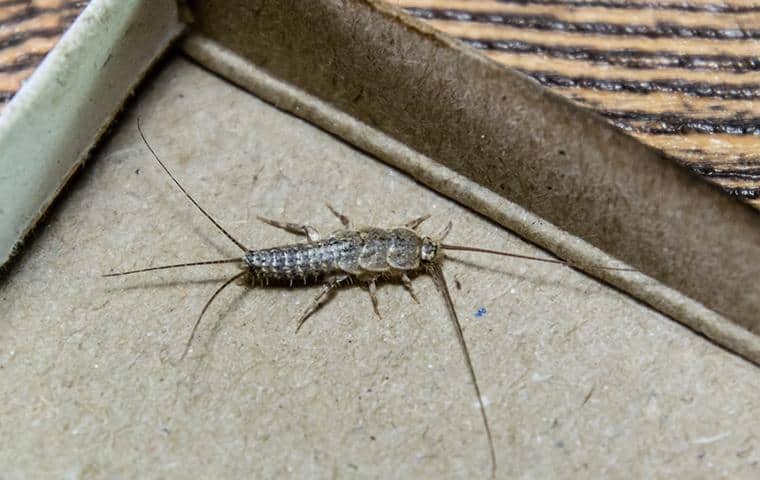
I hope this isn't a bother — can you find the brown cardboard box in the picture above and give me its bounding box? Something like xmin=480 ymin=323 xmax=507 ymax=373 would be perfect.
xmin=1 ymin=1 xmax=758 ymax=478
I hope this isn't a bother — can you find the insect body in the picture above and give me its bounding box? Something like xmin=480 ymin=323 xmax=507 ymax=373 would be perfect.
xmin=108 ymin=121 xmax=631 ymax=479
xmin=246 ymin=227 xmax=435 ymax=283
xmin=243 ymin=224 xmax=443 ymax=327
xmin=247 ymin=227 xmax=437 ymax=279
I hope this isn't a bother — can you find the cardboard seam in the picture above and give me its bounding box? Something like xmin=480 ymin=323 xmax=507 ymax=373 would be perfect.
xmin=181 ymin=34 xmax=760 ymax=365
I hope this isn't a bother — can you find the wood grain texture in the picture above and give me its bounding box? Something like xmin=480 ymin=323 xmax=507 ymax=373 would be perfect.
xmin=3 ymin=0 xmax=759 ymax=211
xmin=0 ymin=0 xmax=88 ymax=111
xmin=394 ymin=0 xmax=760 ymax=209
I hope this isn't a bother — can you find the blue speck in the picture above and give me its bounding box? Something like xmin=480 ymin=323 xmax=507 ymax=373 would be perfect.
xmin=475 ymin=307 xmax=487 ymax=318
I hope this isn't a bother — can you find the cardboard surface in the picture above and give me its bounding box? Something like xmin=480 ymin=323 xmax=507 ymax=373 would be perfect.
xmin=1 ymin=57 xmax=759 ymax=478
xmin=186 ymin=0 xmax=760 ymax=335
xmin=183 ymin=34 xmax=760 ymax=365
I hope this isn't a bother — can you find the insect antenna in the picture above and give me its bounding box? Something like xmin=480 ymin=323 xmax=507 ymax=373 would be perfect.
xmin=180 ymin=270 xmax=248 ymax=361
xmin=102 ymin=258 xmax=241 ymax=277
xmin=137 ymin=118 xmax=249 ymax=253
xmin=428 ymin=263 xmax=496 ymax=479
xmin=441 ymin=244 xmax=634 ymax=271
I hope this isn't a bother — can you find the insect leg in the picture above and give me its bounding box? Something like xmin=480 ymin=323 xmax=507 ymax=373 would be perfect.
xmin=435 ymin=221 xmax=453 ymax=241
xmin=295 ymin=274 xmax=349 ymax=332
xmin=404 ymin=214 xmax=431 ymax=230
xmin=367 ymin=277 xmax=381 ymax=318
xmin=256 ymin=215 xmax=321 ymax=242
xmin=400 ymin=273 xmax=420 ymax=303
xmin=325 ymin=203 xmax=351 ymax=228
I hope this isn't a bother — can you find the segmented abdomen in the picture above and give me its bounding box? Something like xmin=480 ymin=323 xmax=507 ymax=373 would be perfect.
xmin=244 ymin=228 xmax=422 ymax=280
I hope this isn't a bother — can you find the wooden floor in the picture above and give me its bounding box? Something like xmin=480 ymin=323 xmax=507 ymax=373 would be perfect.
xmin=397 ymin=0 xmax=760 ymax=209
xmin=0 ymin=0 xmax=85 ymax=107
xmin=1 ymin=0 xmax=758 ymax=210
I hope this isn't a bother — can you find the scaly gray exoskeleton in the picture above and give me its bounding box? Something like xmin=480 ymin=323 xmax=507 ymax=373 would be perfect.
xmin=106 ymin=121 xmax=632 ymax=479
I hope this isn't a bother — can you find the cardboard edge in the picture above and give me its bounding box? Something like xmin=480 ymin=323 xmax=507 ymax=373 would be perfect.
xmin=0 ymin=0 xmax=184 ymax=269
xmin=182 ymin=0 xmax=760 ymax=334
xmin=182 ymin=35 xmax=760 ymax=365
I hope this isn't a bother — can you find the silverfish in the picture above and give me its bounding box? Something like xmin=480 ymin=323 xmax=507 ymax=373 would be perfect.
xmin=105 ymin=120 xmax=631 ymax=478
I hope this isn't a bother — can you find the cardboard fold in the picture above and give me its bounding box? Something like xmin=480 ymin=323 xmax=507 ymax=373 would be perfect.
xmin=180 ymin=0 xmax=759 ymax=362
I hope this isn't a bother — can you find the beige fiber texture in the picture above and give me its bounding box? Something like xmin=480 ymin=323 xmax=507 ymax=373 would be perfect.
xmin=1 ymin=57 xmax=758 ymax=479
